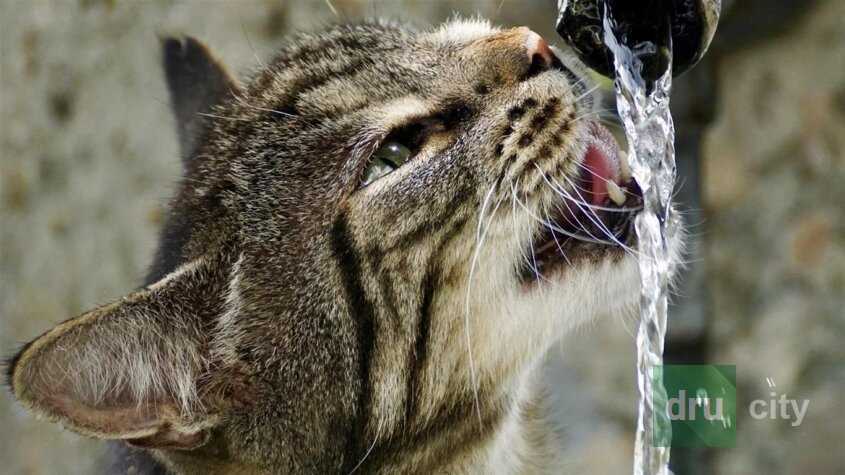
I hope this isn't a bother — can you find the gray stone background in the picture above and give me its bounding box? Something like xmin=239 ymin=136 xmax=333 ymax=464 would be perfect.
xmin=1 ymin=1 xmax=843 ymax=474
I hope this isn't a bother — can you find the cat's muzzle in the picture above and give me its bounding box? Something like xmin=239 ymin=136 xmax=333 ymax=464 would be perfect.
xmin=521 ymin=122 xmax=641 ymax=281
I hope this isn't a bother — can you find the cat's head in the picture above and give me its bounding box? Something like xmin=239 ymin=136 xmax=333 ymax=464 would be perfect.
xmin=7 ymin=19 xmax=683 ymax=473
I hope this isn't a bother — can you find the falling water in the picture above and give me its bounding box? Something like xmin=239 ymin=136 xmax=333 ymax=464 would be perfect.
xmin=602 ymin=6 xmax=679 ymax=475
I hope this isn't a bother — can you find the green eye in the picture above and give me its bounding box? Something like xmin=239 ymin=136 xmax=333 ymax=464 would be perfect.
xmin=362 ymin=141 xmax=412 ymax=186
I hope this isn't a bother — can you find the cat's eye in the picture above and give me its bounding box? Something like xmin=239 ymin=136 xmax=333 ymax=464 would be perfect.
xmin=362 ymin=141 xmax=412 ymax=186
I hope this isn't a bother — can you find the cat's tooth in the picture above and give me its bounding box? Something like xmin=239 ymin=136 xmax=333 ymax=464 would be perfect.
xmin=607 ymin=180 xmax=626 ymax=206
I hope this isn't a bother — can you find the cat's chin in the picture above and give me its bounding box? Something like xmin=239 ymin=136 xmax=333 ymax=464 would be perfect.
xmin=509 ymin=248 xmax=642 ymax=334
xmin=518 ymin=244 xmax=629 ymax=287
xmin=513 ymin=206 xmax=684 ymax=330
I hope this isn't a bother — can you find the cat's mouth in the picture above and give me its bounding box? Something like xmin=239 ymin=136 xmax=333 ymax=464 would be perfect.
xmin=519 ymin=123 xmax=642 ymax=283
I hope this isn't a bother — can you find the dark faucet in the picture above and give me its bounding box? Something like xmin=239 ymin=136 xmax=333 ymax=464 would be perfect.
xmin=556 ymin=0 xmax=720 ymax=81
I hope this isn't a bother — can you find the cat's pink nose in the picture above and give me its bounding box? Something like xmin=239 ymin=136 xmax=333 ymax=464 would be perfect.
xmin=523 ymin=29 xmax=554 ymax=67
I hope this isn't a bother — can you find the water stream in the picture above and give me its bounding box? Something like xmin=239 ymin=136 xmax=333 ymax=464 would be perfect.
xmin=602 ymin=7 xmax=679 ymax=475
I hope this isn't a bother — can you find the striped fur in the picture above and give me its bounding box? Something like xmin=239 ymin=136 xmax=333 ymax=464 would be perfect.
xmin=6 ymin=18 xmax=683 ymax=474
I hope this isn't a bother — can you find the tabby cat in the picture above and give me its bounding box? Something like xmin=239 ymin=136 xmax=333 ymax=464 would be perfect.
xmin=6 ymin=18 xmax=683 ymax=474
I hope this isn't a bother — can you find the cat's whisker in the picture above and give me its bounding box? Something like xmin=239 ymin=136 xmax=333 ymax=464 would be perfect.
xmin=574 ymin=111 xmax=618 ymax=124
xmin=578 ymin=166 xmax=640 ymax=199
xmin=550 ymin=176 xmax=630 ymax=248
xmin=544 ymin=165 xmax=642 ymax=211
xmin=598 ymin=117 xmax=623 ymax=130
xmin=324 ymin=0 xmax=340 ymax=17
xmin=570 ymin=161 xmax=640 ymax=199
xmin=347 ymin=416 xmax=382 ymax=474
xmin=464 ymin=181 xmax=502 ymax=430
xmin=574 ymin=83 xmax=601 ymax=106
xmin=552 ymin=186 xmax=637 ymax=255
xmin=573 ymin=105 xmax=617 ymax=116
xmin=229 ymin=90 xmax=314 ymax=124
xmin=561 ymin=73 xmax=596 ymax=101
xmin=509 ymin=181 xmax=532 ymax=270
xmin=493 ymin=0 xmax=506 ymax=20
xmin=510 ymin=181 xmax=615 ymax=246
xmin=616 ymin=306 xmax=638 ymax=341
xmin=240 ymin=21 xmax=267 ymax=71
xmin=543 ymin=206 xmax=572 ymax=266
xmin=528 ymin=204 xmax=615 ymax=245
xmin=539 ymin=172 xmax=630 ymax=248
xmin=571 ymin=106 xmax=620 ymax=123
xmin=197 ymin=112 xmax=251 ymax=122
xmin=509 ymin=181 xmax=523 ymax=266
xmin=556 ymin=174 xmax=641 ymax=257
xmin=511 ymin=184 xmax=549 ymax=283
xmin=508 ymin=180 xmax=560 ymax=337
xmin=568 ymin=74 xmax=591 ymax=91
xmin=673 ymin=176 xmax=686 ymax=200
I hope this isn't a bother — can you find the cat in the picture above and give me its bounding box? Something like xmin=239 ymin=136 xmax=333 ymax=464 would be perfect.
xmin=6 ymin=18 xmax=683 ymax=474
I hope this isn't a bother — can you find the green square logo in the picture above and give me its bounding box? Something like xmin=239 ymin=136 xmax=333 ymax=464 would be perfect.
xmin=652 ymin=365 xmax=736 ymax=448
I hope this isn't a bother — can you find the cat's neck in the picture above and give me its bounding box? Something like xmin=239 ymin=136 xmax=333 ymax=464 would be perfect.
xmin=363 ymin=369 xmax=564 ymax=474
xmin=476 ymin=385 xmax=565 ymax=475
xmin=102 ymin=372 xmax=564 ymax=475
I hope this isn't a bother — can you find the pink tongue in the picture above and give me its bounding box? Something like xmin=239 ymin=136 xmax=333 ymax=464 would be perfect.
xmin=583 ymin=144 xmax=612 ymax=205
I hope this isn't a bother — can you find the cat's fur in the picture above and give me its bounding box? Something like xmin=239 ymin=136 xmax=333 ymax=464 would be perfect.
xmin=6 ymin=18 xmax=682 ymax=474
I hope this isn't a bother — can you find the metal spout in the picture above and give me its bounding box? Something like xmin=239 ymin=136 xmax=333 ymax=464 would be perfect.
xmin=556 ymin=0 xmax=720 ymax=81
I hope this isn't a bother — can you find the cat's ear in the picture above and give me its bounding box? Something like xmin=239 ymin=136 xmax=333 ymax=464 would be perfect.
xmin=7 ymin=254 xmax=237 ymax=450
xmin=161 ymin=35 xmax=240 ymax=162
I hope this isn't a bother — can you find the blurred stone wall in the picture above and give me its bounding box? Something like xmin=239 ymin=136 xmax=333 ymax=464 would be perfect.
xmin=704 ymin=0 xmax=845 ymax=472
xmin=1 ymin=1 xmax=842 ymax=474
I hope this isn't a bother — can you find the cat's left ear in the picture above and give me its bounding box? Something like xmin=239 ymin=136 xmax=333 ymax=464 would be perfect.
xmin=6 ymin=253 xmax=239 ymax=450
xmin=161 ymin=35 xmax=240 ymax=162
